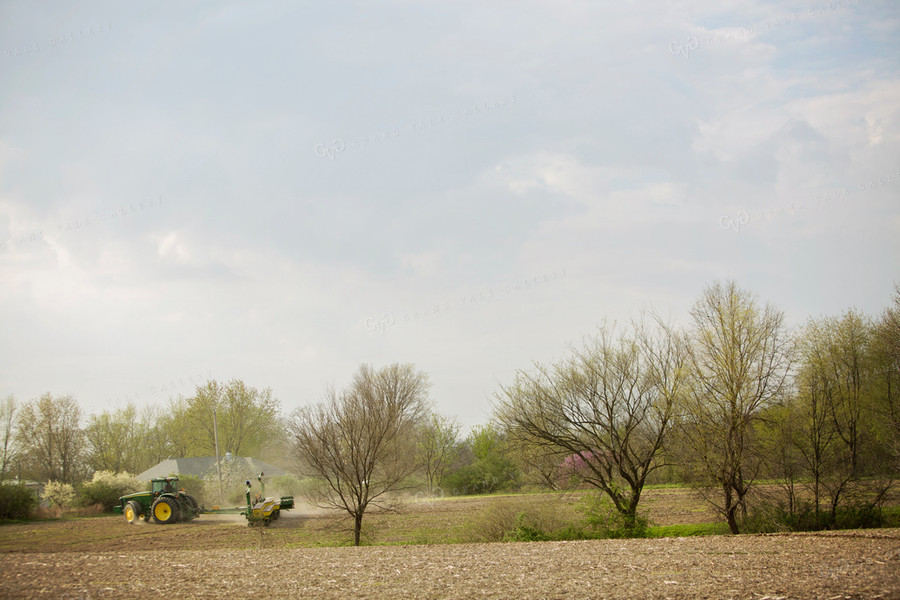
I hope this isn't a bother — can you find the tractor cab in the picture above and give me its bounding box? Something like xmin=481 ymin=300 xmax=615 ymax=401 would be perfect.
xmin=150 ymin=476 xmax=179 ymax=497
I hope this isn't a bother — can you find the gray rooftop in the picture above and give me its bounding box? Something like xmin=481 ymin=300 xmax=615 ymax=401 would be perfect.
xmin=137 ymin=456 xmax=291 ymax=481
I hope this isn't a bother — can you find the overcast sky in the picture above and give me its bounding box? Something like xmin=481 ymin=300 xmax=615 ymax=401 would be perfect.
xmin=1 ymin=0 xmax=898 ymax=430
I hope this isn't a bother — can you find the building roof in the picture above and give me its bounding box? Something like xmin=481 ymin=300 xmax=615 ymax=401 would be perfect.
xmin=136 ymin=456 xmax=291 ymax=481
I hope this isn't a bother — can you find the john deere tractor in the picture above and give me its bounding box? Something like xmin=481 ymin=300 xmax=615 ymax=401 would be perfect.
xmin=114 ymin=476 xmax=201 ymax=524
xmin=115 ymin=473 xmax=294 ymax=526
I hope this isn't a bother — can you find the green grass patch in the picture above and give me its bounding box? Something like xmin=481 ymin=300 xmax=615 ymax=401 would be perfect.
xmin=642 ymin=483 xmax=689 ymax=490
xmin=882 ymin=505 xmax=900 ymax=526
xmin=647 ymin=522 xmax=731 ymax=537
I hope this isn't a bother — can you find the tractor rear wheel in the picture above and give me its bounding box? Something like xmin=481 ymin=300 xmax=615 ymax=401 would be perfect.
xmin=151 ymin=497 xmax=180 ymax=524
xmin=182 ymin=493 xmax=200 ymax=520
xmin=124 ymin=500 xmax=142 ymax=524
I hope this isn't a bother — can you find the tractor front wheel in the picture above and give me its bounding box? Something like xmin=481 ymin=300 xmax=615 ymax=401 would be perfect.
xmin=151 ymin=497 xmax=180 ymax=524
xmin=124 ymin=500 xmax=142 ymax=524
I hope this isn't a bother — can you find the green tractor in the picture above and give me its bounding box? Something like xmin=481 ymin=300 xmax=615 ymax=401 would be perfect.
xmin=114 ymin=476 xmax=201 ymax=524
xmin=115 ymin=473 xmax=294 ymax=526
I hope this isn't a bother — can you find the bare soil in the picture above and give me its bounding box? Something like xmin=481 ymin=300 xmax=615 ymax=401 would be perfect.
xmin=0 ymin=488 xmax=897 ymax=599
xmin=1 ymin=530 xmax=898 ymax=599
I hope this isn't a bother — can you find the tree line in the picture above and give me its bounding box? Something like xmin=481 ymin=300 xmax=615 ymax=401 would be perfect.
xmin=495 ymin=281 xmax=899 ymax=534
xmin=289 ymin=280 xmax=899 ymax=543
xmin=0 ymin=379 xmax=285 ymax=485
xmin=2 ymin=280 xmax=898 ymax=543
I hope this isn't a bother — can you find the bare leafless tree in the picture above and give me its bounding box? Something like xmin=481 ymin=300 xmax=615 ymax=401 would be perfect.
xmin=679 ymin=281 xmax=793 ymax=534
xmin=290 ymin=364 xmax=429 ymax=545
xmin=505 ymin=433 xmax=565 ymax=490
xmin=494 ymin=317 xmax=687 ymax=529
xmin=417 ymin=413 xmax=461 ymax=495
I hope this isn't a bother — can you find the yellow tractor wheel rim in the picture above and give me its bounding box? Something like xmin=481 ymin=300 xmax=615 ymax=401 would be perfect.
xmin=125 ymin=506 xmax=135 ymax=522
xmin=154 ymin=502 xmax=172 ymax=521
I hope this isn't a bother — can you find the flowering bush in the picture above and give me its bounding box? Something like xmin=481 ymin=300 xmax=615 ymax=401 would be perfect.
xmin=88 ymin=470 xmax=143 ymax=492
xmin=41 ymin=480 xmax=75 ymax=510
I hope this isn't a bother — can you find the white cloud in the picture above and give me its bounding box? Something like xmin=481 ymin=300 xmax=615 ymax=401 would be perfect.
xmin=0 ymin=0 xmax=897 ymax=424
xmin=156 ymin=231 xmax=190 ymax=262
xmin=399 ymin=251 xmax=443 ymax=277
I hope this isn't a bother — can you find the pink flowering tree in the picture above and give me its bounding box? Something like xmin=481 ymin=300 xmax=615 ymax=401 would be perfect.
xmin=558 ymin=451 xmax=610 ymax=486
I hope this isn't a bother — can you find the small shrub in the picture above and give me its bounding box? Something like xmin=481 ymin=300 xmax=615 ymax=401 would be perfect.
xmin=78 ymin=481 xmax=123 ymax=511
xmin=832 ymin=503 xmax=886 ymax=530
xmin=0 ymin=485 xmax=36 ymax=520
xmin=442 ymin=455 xmax=520 ymax=496
xmin=578 ymin=492 xmax=650 ymax=538
xmin=551 ymin=523 xmax=594 ymax=541
xmin=744 ymin=499 xmax=889 ymax=533
xmin=882 ymin=505 xmax=900 ymax=527
xmin=32 ymin=506 xmax=60 ymax=520
xmin=465 ymin=497 xmax=577 ymax=543
xmin=503 ymin=513 xmax=550 ymax=542
xmin=463 ymin=498 xmax=529 ymax=542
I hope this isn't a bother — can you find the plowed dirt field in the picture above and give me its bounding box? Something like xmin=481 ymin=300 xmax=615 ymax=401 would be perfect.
xmin=1 ymin=489 xmax=898 ymax=599
xmin=1 ymin=530 xmax=898 ymax=599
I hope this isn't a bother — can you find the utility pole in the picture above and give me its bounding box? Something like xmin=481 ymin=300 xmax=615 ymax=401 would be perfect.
xmin=213 ymin=405 xmax=224 ymax=501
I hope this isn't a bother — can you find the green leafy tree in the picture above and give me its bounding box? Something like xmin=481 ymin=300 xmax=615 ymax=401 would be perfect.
xmin=166 ymin=380 xmax=282 ymax=458
xmin=678 ymin=281 xmax=793 ymax=534
xmin=468 ymin=423 xmax=503 ymax=461
xmin=0 ymin=395 xmax=19 ymax=483
xmin=795 ymin=310 xmax=889 ymax=522
xmin=85 ymin=405 xmax=140 ymax=474
xmin=85 ymin=404 xmax=175 ymax=476
xmin=755 ymin=400 xmax=806 ymax=519
xmin=872 ymin=283 xmax=900 ymax=472
xmin=134 ymin=405 xmax=175 ymax=472
xmin=17 ymin=394 xmax=85 ymax=485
